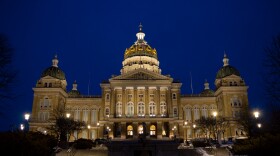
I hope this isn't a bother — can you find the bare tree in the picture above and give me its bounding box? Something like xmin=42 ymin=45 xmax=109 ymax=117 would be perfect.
xmin=264 ymin=34 xmax=280 ymax=133
xmin=264 ymin=34 xmax=280 ymax=108
xmin=48 ymin=107 xmax=85 ymax=144
xmin=0 ymin=34 xmax=17 ymax=115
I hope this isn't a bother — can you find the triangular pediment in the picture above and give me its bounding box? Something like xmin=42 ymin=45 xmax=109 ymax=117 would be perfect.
xmin=110 ymin=69 xmax=172 ymax=81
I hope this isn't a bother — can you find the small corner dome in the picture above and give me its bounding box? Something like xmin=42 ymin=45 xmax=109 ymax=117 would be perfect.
xmin=216 ymin=65 xmax=240 ymax=79
xmin=40 ymin=55 xmax=66 ymax=80
xmin=200 ymin=89 xmax=215 ymax=96
xmin=68 ymin=90 xmax=80 ymax=96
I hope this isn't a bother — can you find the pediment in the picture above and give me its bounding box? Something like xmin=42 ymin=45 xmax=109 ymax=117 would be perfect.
xmin=110 ymin=69 xmax=172 ymax=81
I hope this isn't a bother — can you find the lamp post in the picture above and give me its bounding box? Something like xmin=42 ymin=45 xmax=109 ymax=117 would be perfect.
xmin=88 ymin=125 xmax=91 ymax=140
xmin=184 ymin=121 xmax=188 ymax=143
xmin=254 ymin=111 xmax=259 ymax=119
xmin=24 ymin=113 xmax=30 ymax=132
xmin=66 ymin=113 xmax=70 ymax=145
xmin=213 ymin=111 xmax=218 ymax=143
xmin=97 ymin=122 xmax=100 ymax=139
xmin=193 ymin=124 xmax=196 ymax=139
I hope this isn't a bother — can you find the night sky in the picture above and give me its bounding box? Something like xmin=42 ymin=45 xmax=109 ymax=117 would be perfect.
xmin=0 ymin=0 xmax=280 ymax=131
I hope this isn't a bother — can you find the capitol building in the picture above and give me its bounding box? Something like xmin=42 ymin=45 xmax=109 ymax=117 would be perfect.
xmin=29 ymin=24 xmax=248 ymax=142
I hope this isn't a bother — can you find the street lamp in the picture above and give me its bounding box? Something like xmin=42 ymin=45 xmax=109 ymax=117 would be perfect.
xmin=66 ymin=113 xmax=71 ymax=118
xmin=184 ymin=121 xmax=188 ymax=143
xmin=193 ymin=124 xmax=196 ymax=139
xmin=24 ymin=113 xmax=30 ymax=132
xmin=213 ymin=111 xmax=218 ymax=143
xmin=20 ymin=124 xmax=24 ymax=131
xmin=97 ymin=122 xmax=100 ymax=139
xmin=88 ymin=125 xmax=91 ymax=139
xmin=254 ymin=111 xmax=259 ymax=119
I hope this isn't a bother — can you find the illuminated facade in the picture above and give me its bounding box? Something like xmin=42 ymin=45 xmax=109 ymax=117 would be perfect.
xmin=30 ymin=24 xmax=249 ymax=141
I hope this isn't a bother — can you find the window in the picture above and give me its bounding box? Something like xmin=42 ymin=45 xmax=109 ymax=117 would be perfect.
xmin=83 ymin=109 xmax=89 ymax=122
xmin=116 ymin=102 xmax=122 ymax=116
xmin=138 ymin=125 xmax=144 ymax=134
xmin=128 ymin=94 xmax=133 ymax=101
xmin=201 ymin=106 xmax=208 ymax=117
xmin=160 ymin=102 xmax=166 ymax=116
xmin=74 ymin=109 xmax=80 ymax=121
xmin=172 ymin=93 xmax=177 ymax=100
xmin=48 ymin=83 xmax=52 ymax=87
xmin=44 ymin=83 xmax=47 ymax=87
xmin=150 ymin=125 xmax=156 ymax=135
xmin=138 ymin=94 xmax=144 ymax=101
xmin=193 ymin=106 xmax=200 ymax=120
xmin=91 ymin=109 xmax=97 ymax=124
xmin=138 ymin=102 xmax=145 ymax=116
xmin=43 ymin=97 xmax=50 ymax=108
xmin=105 ymin=107 xmax=110 ymax=117
xmin=127 ymin=102 xmax=134 ymax=116
xmin=149 ymin=102 xmax=156 ymax=116
xmin=38 ymin=112 xmax=49 ymax=121
xmin=185 ymin=107 xmax=192 ymax=121
xmin=105 ymin=93 xmax=110 ymax=102
xmin=127 ymin=125 xmax=133 ymax=136
xmin=173 ymin=107 xmax=178 ymax=117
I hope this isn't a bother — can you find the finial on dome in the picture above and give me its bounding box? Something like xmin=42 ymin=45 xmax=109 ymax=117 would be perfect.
xmin=204 ymin=79 xmax=210 ymax=90
xmin=72 ymin=80 xmax=77 ymax=90
xmin=52 ymin=54 xmax=59 ymax=67
xmin=223 ymin=51 xmax=229 ymax=66
xmin=139 ymin=22 xmax=143 ymax=32
xmin=136 ymin=23 xmax=145 ymax=40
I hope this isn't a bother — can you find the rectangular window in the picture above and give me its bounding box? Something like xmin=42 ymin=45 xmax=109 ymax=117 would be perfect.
xmin=173 ymin=107 xmax=178 ymax=116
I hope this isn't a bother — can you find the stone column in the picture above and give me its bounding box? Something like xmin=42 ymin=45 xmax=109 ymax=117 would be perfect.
xmin=110 ymin=89 xmax=115 ymax=118
xmin=156 ymin=87 xmax=161 ymax=117
xmin=146 ymin=122 xmax=150 ymax=139
xmin=133 ymin=122 xmax=138 ymax=139
xmin=157 ymin=121 xmax=162 ymax=139
xmin=145 ymin=87 xmax=149 ymax=117
xmin=134 ymin=87 xmax=137 ymax=117
xmin=122 ymin=87 xmax=126 ymax=117
xmin=167 ymin=87 xmax=172 ymax=118
xmin=121 ymin=122 xmax=126 ymax=139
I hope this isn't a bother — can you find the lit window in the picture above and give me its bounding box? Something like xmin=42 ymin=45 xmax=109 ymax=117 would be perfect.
xmin=138 ymin=125 xmax=144 ymax=134
xmin=149 ymin=102 xmax=156 ymax=116
xmin=127 ymin=125 xmax=133 ymax=136
xmin=138 ymin=102 xmax=145 ymax=116
xmin=160 ymin=102 xmax=166 ymax=116
xmin=127 ymin=102 xmax=134 ymax=116
xmin=150 ymin=125 xmax=156 ymax=135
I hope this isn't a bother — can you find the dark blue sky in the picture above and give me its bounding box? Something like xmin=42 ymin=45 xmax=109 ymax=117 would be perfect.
xmin=0 ymin=0 xmax=279 ymax=131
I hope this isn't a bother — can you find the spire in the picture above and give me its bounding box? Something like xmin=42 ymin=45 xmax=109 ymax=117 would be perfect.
xmin=223 ymin=51 xmax=229 ymax=66
xmin=72 ymin=80 xmax=77 ymax=91
xmin=52 ymin=54 xmax=59 ymax=67
xmin=136 ymin=23 xmax=145 ymax=40
xmin=204 ymin=79 xmax=210 ymax=90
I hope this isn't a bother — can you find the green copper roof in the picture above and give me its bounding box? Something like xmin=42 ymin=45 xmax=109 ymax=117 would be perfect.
xmin=68 ymin=90 xmax=80 ymax=96
xmin=41 ymin=66 xmax=66 ymax=80
xmin=200 ymin=89 xmax=215 ymax=96
xmin=216 ymin=65 xmax=240 ymax=79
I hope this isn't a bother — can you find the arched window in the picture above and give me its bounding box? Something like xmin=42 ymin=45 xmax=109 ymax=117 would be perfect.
xmin=74 ymin=108 xmax=80 ymax=121
xmin=193 ymin=106 xmax=200 ymax=120
xmin=127 ymin=102 xmax=134 ymax=116
xmin=105 ymin=107 xmax=110 ymax=117
xmin=172 ymin=93 xmax=177 ymax=100
xmin=48 ymin=83 xmax=52 ymax=87
xmin=105 ymin=93 xmax=110 ymax=102
xmin=185 ymin=106 xmax=192 ymax=121
xmin=138 ymin=125 xmax=144 ymax=134
xmin=173 ymin=107 xmax=178 ymax=117
xmin=150 ymin=125 xmax=156 ymax=136
xmin=127 ymin=125 xmax=133 ymax=136
xmin=44 ymin=83 xmax=47 ymax=87
xmin=116 ymin=102 xmax=122 ymax=116
xmin=160 ymin=102 xmax=166 ymax=116
xmin=43 ymin=97 xmax=49 ymax=108
xmin=149 ymin=102 xmax=156 ymax=116
xmin=138 ymin=102 xmax=145 ymax=116
xmin=201 ymin=106 xmax=208 ymax=118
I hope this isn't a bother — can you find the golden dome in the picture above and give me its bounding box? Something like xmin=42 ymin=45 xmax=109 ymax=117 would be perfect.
xmin=124 ymin=23 xmax=157 ymax=59
xmin=124 ymin=43 xmax=157 ymax=59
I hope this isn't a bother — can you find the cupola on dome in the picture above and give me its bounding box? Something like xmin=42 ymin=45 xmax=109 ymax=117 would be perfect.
xmin=216 ymin=54 xmax=240 ymax=79
xmin=41 ymin=55 xmax=66 ymax=80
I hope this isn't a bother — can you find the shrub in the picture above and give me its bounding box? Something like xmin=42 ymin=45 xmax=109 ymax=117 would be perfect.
xmin=74 ymin=138 xmax=93 ymax=149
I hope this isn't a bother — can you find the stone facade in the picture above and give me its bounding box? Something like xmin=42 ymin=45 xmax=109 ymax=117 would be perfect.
xmin=29 ymin=25 xmax=248 ymax=142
